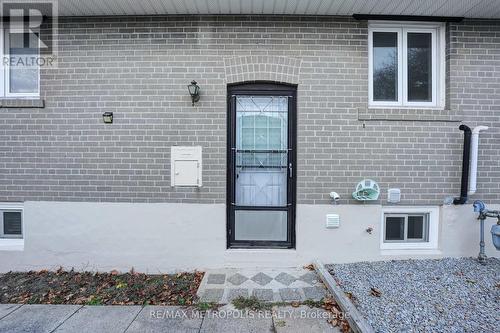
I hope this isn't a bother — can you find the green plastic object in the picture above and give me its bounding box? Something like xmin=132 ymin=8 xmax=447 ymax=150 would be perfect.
xmin=352 ymin=179 xmax=380 ymax=201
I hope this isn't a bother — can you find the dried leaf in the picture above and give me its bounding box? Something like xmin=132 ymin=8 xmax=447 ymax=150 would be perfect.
xmin=328 ymin=318 xmax=338 ymax=326
xmin=303 ymin=264 xmax=315 ymax=271
xmin=370 ymin=287 xmax=382 ymax=297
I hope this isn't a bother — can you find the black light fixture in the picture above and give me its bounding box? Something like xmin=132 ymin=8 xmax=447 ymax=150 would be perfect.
xmin=187 ymin=80 xmax=200 ymax=106
xmin=102 ymin=112 xmax=113 ymax=124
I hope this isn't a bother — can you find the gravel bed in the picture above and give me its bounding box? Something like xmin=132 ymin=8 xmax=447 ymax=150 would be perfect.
xmin=327 ymin=257 xmax=499 ymax=333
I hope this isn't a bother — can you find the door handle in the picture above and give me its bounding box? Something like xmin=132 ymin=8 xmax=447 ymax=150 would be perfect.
xmin=289 ymin=162 xmax=293 ymax=178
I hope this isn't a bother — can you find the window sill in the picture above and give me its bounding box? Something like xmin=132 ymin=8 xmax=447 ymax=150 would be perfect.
xmin=0 ymin=239 xmax=24 ymax=251
xmin=380 ymin=243 xmax=438 ymax=251
xmin=381 ymin=249 xmax=442 ymax=256
xmin=0 ymin=98 xmax=44 ymax=108
xmin=368 ymin=105 xmax=445 ymax=111
xmin=358 ymin=107 xmax=462 ymax=122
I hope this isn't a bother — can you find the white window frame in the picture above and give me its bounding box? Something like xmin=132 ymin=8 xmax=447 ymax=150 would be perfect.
xmin=0 ymin=202 xmax=24 ymax=251
xmin=383 ymin=213 xmax=429 ymax=243
xmin=380 ymin=206 xmax=439 ymax=251
xmin=368 ymin=21 xmax=445 ymax=109
xmin=0 ymin=29 xmax=41 ymax=98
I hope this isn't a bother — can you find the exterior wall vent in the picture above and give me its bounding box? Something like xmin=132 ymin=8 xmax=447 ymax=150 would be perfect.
xmin=326 ymin=214 xmax=340 ymax=228
xmin=388 ymin=188 xmax=401 ymax=203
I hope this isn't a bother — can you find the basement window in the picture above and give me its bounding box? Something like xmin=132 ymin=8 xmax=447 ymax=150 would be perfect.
xmin=380 ymin=207 xmax=439 ymax=251
xmin=368 ymin=22 xmax=445 ymax=108
xmin=384 ymin=214 xmax=429 ymax=242
xmin=0 ymin=203 xmax=24 ymax=251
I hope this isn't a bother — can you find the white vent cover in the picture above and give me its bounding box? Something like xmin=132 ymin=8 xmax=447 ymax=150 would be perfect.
xmin=326 ymin=214 xmax=340 ymax=228
xmin=388 ymin=188 xmax=401 ymax=203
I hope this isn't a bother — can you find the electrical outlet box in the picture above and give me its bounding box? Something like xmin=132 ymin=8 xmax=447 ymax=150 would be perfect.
xmin=171 ymin=146 xmax=202 ymax=187
xmin=326 ymin=214 xmax=340 ymax=228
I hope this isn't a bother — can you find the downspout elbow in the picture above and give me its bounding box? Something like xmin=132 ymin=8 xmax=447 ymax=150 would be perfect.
xmin=453 ymin=125 xmax=472 ymax=205
xmin=472 ymin=126 xmax=489 ymax=135
xmin=469 ymin=126 xmax=489 ymax=195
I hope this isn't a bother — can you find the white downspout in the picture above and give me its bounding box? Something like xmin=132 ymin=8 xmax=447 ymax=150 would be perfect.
xmin=469 ymin=126 xmax=489 ymax=195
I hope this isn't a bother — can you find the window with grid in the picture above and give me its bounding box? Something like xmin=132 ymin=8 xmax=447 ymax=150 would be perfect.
xmin=368 ymin=22 xmax=445 ymax=108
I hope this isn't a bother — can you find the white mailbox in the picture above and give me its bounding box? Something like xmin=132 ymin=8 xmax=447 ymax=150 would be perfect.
xmin=171 ymin=146 xmax=202 ymax=187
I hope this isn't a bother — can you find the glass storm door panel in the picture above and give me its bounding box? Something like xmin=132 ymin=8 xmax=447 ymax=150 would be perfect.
xmin=235 ymin=96 xmax=288 ymax=207
xmin=228 ymin=84 xmax=296 ymax=248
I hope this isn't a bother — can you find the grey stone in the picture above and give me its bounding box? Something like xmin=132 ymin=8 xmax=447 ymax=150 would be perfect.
xmin=126 ymin=306 xmax=202 ymax=333
xmin=327 ymin=258 xmax=500 ymax=333
xmin=303 ymin=287 xmax=327 ymax=301
xmin=273 ymin=306 xmax=341 ymax=333
xmin=200 ymin=289 xmax=224 ymax=303
xmin=227 ymin=288 xmax=249 ymax=302
xmin=251 ymin=272 xmax=273 ymax=286
xmin=200 ymin=306 xmax=273 ymax=333
xmin=279 ymin=288 xmax=303 ymax=302
xmin=298 ymin=272 xmax=319 ymax=285
xmin=275 ymin=273 xmax=297 ymax=286
xmin=207 ymin=274 xmax=226 ymax=285
xmin=0 ymin=304 xmax=21 ymax=320
xmin=252 ymin=289 xmax=274 ymax=302
xmin=0 ymin=304 xmax=81 ymax=333
xmin=55 ymin=305 xmax=142 ymax=333
xmin=227 ymin=273 xmax=248 ymax=286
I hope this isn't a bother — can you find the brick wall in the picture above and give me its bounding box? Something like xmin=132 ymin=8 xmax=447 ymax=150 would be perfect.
xmin=0 ymin=16 xmax=498 ymax=204
xmin=449 ymin=20 xmax=500 ymax=202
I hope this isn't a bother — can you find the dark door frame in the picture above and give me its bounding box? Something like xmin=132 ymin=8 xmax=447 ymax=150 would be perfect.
xmin=226 ymin=82 xmax=297 ymax=249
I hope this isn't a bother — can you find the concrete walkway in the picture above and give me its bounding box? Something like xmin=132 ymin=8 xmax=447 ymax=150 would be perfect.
xmin=0 ymin=304 xmax=341 ymax=333
xmin=197 ymin=268 xmax=327 ymax=304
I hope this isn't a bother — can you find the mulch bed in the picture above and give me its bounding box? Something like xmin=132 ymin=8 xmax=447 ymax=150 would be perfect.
xmin=0 ymin=268 xmax=204 ymax=305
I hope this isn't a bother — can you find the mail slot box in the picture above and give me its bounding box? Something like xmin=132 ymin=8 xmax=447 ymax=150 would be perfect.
xmin=171 ymin=146 xmax=202 ymax=187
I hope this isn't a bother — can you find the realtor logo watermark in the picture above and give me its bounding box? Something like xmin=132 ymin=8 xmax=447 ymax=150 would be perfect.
xmin=1 ymin=0 xmax=58 ymax=67
xmin=150 ymin=309 xmax=349 ymax=321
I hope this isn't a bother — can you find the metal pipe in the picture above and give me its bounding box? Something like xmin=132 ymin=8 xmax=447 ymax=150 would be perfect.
xmin=453 ymin=125 xmax=472 ymax=205
xmin=478 ymin=218 xmax=487 ymax=264
xmin=473 ymin=200 xmax=500 ymax=264
xmin=469 ymin=126 xmax=489 ymax=195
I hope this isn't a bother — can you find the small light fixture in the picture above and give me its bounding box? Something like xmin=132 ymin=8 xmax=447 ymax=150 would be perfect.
xmin=102 ymin=112 xmax=113 ymax=124
xmin=187 ymin=80 xmax=200 ymax=106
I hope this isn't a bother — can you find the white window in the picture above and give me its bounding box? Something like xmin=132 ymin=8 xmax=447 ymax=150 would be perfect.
xmin=384 ymin=213 xmax=429 ymax=243
xmin=0 ymin=203 xmax=24 ymax=251
xmin=380 ymin=207 xmax=439 ymax=251
xmin=0 ymin=30 xmax=40 ymax=98
xmin=368 ymin=22 xmax=445 ymax=108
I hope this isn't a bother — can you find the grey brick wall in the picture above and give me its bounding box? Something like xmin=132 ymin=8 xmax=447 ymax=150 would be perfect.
xmin=0 ymin=16 xmax=498 ymax=205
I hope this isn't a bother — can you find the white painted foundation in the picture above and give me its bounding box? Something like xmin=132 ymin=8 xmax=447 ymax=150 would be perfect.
xmin=0 ymin=201 xmax=498 ymax=273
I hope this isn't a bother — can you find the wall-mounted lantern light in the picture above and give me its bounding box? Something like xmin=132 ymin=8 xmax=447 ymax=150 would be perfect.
xmin=102 ymin=112 xmax=113 ymax=124
xmin=187 ymin=80 xmax=200 ymax=106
